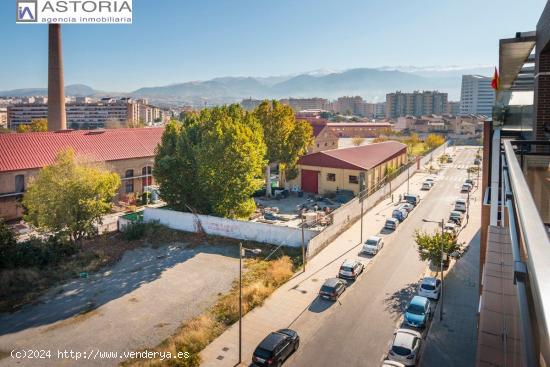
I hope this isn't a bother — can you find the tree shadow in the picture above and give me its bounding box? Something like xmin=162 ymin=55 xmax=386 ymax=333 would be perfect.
xmin=0 ymin=243 xmax=239 ymax=335
xmin=383 ymin=282 xmax=419 ymax=316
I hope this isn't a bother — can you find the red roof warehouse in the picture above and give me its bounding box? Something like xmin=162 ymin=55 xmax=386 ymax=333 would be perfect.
xmin=291 ymin=141 xmax=408 ymax=195
xmin=0 ymin=128 xmax=163 ymax=220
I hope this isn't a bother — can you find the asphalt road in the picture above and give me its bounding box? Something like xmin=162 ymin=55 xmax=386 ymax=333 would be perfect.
xmin=286 ymin=146 xmax=479 ymax=367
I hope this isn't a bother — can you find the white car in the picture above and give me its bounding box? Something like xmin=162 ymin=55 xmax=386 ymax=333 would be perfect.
xmin=418 ymin=277 xmax=441 ymax=300
xmin=461 ymin=183 xmax=472 ymax=193
xmin=362 ymin=236 xmax=384 ymax=255
xmin=338 ymin=259 xmax=364 ymax=280
xmin=388 ymin=328 xmax=422 ymax=366
xmin=444 ymin=222 xmax=458 ymax=234
xmin=385 ymin=217 xmax=399 ymax=230
xmin=398 ymin=202 xmax=414 ymax=213
xmin=421 ymin=181 xmax=432 ymax=190
xmin=454 ymin=198 xmax=467 ymax=212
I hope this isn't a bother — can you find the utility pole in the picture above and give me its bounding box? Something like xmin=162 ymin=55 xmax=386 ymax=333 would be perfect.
xmin=238 ymin=242 xmax=242 ymax=365
xmin=359 ymin=172 xmax=365 ymax=244
xmin=301 ymin=217 xmax=306 ymax=272
xmin=407 ymin=164 xmax=410 ymax=195
xmin=439 ymin=219 xmax=444 ymax=321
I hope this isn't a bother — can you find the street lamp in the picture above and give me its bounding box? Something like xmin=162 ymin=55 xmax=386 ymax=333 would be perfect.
xmin=238 ymin=243 xmax=262 ymax=365
xmin=422 ymin=218 xmax=445 ymax=321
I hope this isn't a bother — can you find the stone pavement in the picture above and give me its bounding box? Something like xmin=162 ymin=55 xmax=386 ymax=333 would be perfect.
xmin=419 ymin=191 xmax=481 ymax=367
xmin=200 ymin=164 xmax=435 ymax=367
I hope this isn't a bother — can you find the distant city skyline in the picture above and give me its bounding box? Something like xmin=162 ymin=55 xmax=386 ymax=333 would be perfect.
xmin=0 ymin=0 xmax=545 ymax=91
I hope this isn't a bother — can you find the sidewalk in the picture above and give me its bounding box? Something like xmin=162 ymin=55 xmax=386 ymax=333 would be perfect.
xmin=419 ymin=190 xmax=481 ymax=367
xmin=200 ymin=169 xmax=431 ymax=366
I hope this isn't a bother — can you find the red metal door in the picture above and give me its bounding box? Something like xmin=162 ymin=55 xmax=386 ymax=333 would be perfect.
xmin=301 ymin=169 xmax=318 ymax=193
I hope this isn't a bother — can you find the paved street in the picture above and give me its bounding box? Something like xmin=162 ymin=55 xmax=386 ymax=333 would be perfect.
xmin=201 ymin=146 xmax=482 ymax=367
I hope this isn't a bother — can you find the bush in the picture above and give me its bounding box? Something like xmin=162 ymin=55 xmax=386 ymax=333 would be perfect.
xmin=0 ymin=234 xmax=78 ymax=270
xmin=122 ymin=222 xmax=147 ymax=241
xmin=141 ymin=192 xmax=151 ymax=205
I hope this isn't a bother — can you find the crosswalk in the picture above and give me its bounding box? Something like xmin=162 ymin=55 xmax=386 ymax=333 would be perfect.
xmin=441 ymin=163 xmax=475 ymax=170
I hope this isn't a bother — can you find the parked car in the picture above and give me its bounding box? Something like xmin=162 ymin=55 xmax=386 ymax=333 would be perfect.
xmin=362 ymin=236 xmax=384 ymax=255
xmin=382 ymin=361 xmax=406 ymax=367
xmin=385 ymin=217 xmax=399 ymax=230
xmin=338 ymin=259 xmax=364 ymax=280
xmin=448 ymin=211 xmax=464 ymax=225
xmin=444 ymin=221 xmax=458 ymax=234
xmin=319 ymin=278 xmax=346 ymax=301
xmin=388 ymin=328 xmax=422 ymax=366
xmin=421 ymin=181 xmax=432 ymax=190
xmin=447 ymin=156 xmax=453 ymax=163
xmin=465 ymin=179 xmax=474 ymax=186
xmin=398 ymin=202 xmax=414 ymax=213
xmin=392 ymin=208 xmax=408 ymax=222
xmin=404 ymin=296 xmax=432 ymax=329
xmin=461 ymin=183 xmax=472 ymax=193
xmin=454 ymin=198 xmax=467 ymax=212
xmin=474 ymin=158 xmax=481 ymax=165
xmin=418 ymin=277 xmax=441 ymax=300
xmin=425 ymin=177 xmax=436 ymax=184
xmin=403 ymin=194 xmax=420 ymax=206
xmin=252 ymin=329 xmax=300 ymax=367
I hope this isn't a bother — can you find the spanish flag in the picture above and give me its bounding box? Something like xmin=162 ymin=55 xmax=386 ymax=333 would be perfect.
xmin=491 ymin=67 xmax=499 ymax=90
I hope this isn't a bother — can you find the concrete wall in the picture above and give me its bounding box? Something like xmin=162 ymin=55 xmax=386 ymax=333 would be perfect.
xmin=144 ymin=207 xmax=320 ymax=248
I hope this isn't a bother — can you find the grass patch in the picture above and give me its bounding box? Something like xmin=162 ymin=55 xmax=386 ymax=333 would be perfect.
xmin=123 ymin=256 xmax=295 ymax=367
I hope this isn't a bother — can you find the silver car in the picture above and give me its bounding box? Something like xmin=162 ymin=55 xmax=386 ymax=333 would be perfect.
xmin=417 ymin=277 xmax=441 ymax=300
xmin=388 ymin=328 xmax=422 ymax=366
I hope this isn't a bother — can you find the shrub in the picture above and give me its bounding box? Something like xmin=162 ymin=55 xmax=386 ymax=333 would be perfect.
xmin=122 ymin=222 xmax=147 ymax=241
xmin=0 ymin=234 xmax=77 ymax=270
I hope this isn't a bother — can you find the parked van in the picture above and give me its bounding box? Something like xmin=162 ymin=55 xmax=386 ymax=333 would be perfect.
xmin=403 ymin=194 xmax=420 ymax=206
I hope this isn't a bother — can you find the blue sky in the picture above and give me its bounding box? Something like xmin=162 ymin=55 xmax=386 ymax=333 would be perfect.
xmin=0 ymin=0 xmax=546 ymax=91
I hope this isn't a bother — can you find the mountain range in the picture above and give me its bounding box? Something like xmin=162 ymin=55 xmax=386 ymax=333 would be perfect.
xmin=0 ymin=66 xmax=493 ymax=106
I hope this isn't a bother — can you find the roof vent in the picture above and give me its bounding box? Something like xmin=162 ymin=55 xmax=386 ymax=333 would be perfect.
xmin=86 ymin=129 xmax=106 ymax=135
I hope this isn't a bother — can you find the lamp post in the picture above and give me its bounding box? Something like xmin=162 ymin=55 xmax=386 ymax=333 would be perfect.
xmin=238 ymin=243 xmax=262 ymax=365
xmin=301 ymin=217 xmax=306 ymax=272
xmin=423 ymin=218 xmax=445 ymax=321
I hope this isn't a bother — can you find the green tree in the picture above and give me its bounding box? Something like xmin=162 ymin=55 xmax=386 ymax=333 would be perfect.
xmin=254 ymin=101 xmax=312 ymax=196
xmin=385 ymin=165 xmax=398 ymax=194
xmin=22 ymin=149 xmax=120 ymax=244
xmin=414 ymin=229 xmax=459 ymax=277
xmin=17 ymin=119 xmax=48 ymax=133
xmin=154 ymin=105 xmax=266 ymax=219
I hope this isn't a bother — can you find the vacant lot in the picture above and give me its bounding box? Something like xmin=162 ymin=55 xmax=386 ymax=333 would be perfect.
xmin=0 ymin=242 xmax=239 ymax=367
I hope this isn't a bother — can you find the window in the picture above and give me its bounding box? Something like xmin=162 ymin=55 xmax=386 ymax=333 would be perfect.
xmin=15 ymin=175 xmax=25 ymax=193
xmin=327 ymin=173 xmax=336 ymax=182
xmin=125 ymin=170 xmax=134 ymax=193
xmin=349 ymin=175 xmax=358 ymax=184
xmin=142 ymin=166 xmax=152 ymax=187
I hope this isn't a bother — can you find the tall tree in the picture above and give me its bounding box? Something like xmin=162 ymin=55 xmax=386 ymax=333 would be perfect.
xmin=254 ymin=101 xmax=312 ymax=196
xmin=425 ymin=134 xmax=445 ymax=150
xmin=22 ymin=149 xmax=120 ymax=244
xmin=154 ymin=106 xmax=266 ymax=219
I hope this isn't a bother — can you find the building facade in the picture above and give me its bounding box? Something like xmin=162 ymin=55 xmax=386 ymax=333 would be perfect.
xmin=0 ymin=128 xmax=163 ymax=220
xmin=386 ymin=91 xmax=448 ymax=118
xmin=7 ymin=98 xmax=162 ymax=130
xmin=279 ymin=98 xmax=330 ymax=112
xmin=289 ymin=141 xmax=407 ymax=195
xmin=326 ymin=122 xmax=393 ymax=138
xmin=459 ymin=75 xmax=495 ymax=116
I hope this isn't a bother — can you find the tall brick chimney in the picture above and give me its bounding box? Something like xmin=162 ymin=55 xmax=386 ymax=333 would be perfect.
xmin=48 ymin=24 xmax=67 ymax=131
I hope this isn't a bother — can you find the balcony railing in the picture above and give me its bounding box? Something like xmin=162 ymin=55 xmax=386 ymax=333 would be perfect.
xmin=500 ymin=139 xmax=550 ymax=366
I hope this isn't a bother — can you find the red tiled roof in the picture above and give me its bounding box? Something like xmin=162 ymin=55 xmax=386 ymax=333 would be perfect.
xmin=0 ymin=127 xmax=164 ymax=172
xmin=297 ymin=141 xmax=406 ymax=170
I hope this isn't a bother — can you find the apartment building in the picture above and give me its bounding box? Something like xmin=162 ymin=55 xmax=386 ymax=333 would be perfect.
xmin=460 ymin=75 xmax=495 ymax=116
xmin=7 ymin=98 xmax=162 ymax=130
xmin=240 ymin=98 xmax=264 ymax=111
xmin=385 ymin=91 xmax=448 ymax=118
xmin=0 ymin=108 xmax=7 ymax=128
xmin=475 ymin=6 xmax=549 ymax=365
xmin=279 ymin=98 xmax=330 ymax=112
xmin=447 ymin=101 xmax=461 ymax=115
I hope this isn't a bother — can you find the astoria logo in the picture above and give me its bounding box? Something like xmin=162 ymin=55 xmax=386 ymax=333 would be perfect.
xmin=16 ymin=0 xmax=132 ymax=24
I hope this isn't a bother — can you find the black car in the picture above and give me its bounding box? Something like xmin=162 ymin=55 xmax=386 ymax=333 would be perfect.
xmin=252 ymin=329 xmax=300 ymax=367
xmin=319 ymin=278 xmax=346 ymax=301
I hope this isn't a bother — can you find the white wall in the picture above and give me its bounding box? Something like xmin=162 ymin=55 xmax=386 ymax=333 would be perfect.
xmin=144 ymin=208 xmax=319 ymax=248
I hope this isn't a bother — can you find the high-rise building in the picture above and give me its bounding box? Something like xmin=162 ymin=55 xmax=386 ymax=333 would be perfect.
xmin=240 ymin=98 xmax=264 ymax=111
xmin=385 ymin=91 xmax=448 ymax=118
xmin=447 ymin=101 xmax=461 ymax=115
xmin=459 ymin=75 xmax=495 ymax=116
